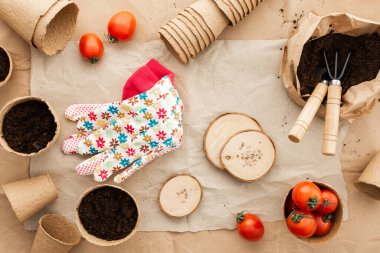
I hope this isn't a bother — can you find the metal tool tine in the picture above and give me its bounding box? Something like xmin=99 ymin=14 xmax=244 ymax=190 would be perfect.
xmin=337 ymin=52 xmax=351 ymax=80
xmin=334 ymin=52 xmax=338 ymax=78
xmin=323 ymin=51 xmax=333 ymax=79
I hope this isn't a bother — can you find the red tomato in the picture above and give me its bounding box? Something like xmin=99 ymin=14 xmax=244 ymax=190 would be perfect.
xmin=285 ymin=191 xmax=299 ymax=216
xmin=292 ymin=181 xmax=322 ymax=211
xmin=314 ymin=214 xmax=333 ymax=236
xmin=286 ymin=210 xmax=317 ymax=238
xmin=236 ymin=211 xmax=264 ymax=242
xmin=317 ymin=189 xmax=339 ymax=215
xmin=107 ymin=11 xmax=136 ymax=43
xmin=79 ymin=33 xmax=104 ymax=64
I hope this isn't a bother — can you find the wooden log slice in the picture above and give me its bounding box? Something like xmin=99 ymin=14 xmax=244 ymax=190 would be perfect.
xmin=221 ymin=130 xmax=275 ymax=182
xmin=203 ymin=113 xmax=262 ymax=170
xmin=159 ymin=174 xmax=202 ymax=218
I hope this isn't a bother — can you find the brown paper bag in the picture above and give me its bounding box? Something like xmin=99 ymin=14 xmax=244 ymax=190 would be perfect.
xmin=280 ymin=13 xmax=380 ymax=120
xmin=0 ymin=0 xmax=79 ymax=55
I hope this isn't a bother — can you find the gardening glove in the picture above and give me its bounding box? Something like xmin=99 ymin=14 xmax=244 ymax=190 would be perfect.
xmin=62 ymin=68 xmax=183 ymax=183
xmin=64 ymin=59 xmax=174 ymax=121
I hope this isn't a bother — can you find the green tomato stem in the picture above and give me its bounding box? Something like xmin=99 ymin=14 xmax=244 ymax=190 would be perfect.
xmin=291 ymin=211 xmax=314 ymax=223
xmin=89 ymin=57 xmax=99 ymax=64
xmin=236 ymin=210 xmax=248 ymax=224
xmin=106 ymin=33 xmax=118 ymax=43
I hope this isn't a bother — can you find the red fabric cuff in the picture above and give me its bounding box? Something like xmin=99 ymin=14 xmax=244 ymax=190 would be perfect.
xmin=122 ymin=59 xmax=174 ymax=100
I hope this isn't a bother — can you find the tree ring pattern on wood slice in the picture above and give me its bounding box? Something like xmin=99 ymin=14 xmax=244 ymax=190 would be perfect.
xmin=204 ymin=113 xmax=262 ymax=170
xmin=159 ymin=174 xmax=202 ymax=218
xmin=221 ymin=130 xmax=275 ymax=182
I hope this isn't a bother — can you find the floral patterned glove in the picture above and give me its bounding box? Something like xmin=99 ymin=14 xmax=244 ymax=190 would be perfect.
xmin=62 ymin=74 xmax=183 ymax=183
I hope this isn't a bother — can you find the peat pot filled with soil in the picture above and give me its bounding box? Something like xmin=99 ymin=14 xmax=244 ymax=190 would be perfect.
xmin=0 ymin=96 xmax=60 ymax=156
xmin=76 ymin=185 xmax=139 ymax=246
xmin=0 ymin=45 xmax=13 ymax=86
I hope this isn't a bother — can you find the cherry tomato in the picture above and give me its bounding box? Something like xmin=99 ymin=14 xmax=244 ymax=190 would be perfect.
xmin=236 ymin=211 xmax=264 ymax=242
xmin=79 ymin=33 xmax=104 ymax=64
xmin=292 ymin=181 xmax=322 ymax=212
xmin=285 ymin=190 xmax=299 ymax=217
xmin=107 ymin=11 xmax=136 ymax=43
xmin=286 ymin=210 xmax=317 ymax=238
xmin=314 ymin=213 xmax=333 ymax=236
xmin=316 ymin=189 xmax=339 ymax=215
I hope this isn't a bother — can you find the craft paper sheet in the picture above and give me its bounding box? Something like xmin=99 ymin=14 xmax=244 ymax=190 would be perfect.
xmin=28 ymin=40 xmax=348 ymax=231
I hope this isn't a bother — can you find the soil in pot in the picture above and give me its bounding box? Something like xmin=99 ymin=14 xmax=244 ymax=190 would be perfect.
xmin=77 ymin=186 xmax=138 ymax=241
xmin=0 ymin=47 xmax=10 ymax=82
xmin=2 ymin=100 xmax=57 ymax=153
xmin=297 ymin=33 xmax=380 ymax=97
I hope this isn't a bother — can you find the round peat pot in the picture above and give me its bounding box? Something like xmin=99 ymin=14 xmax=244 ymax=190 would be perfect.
xmin=283 ymin=181 xmax=343 ymax=243
xmin=0 ymin=96 xmax=60 ymax=156
xmin=0 ymin=45 xmax=13 ymax=87
xmin=30 ymin=214 xmax=81 ymax=253
xmin=75 ymin=185 xmax=140 ymax=246
xmin=2 ymin=174 xmax=58 ymax=223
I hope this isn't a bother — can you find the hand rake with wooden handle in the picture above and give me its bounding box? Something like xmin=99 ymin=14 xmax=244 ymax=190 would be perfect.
xmin=322 ymin=51 xmax=351 ymax=156
xmin=288 ymin=79 xmax=328 ymax=143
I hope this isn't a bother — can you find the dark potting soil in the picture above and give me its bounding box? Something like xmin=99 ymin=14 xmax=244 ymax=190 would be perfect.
xmin=297 ymin=33 xmax=380 ymax=97
xmin=2 ymin=100 xmax=57 ymax=153
xmin=0 ymin=47 xmax=10 ymax=81
xmin=78 ymin=186 xmax=138 ymax=241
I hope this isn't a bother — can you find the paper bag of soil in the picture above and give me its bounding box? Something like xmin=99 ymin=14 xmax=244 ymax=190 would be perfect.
xmin=281 ymin=13 xmax=380 ymax=120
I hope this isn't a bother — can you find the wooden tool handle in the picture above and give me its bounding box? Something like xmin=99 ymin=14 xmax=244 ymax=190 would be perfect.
xmin=289 ymin=82 xmax=328 ymax=143
xmin=322 ymin=85 xmax=342 ymax=156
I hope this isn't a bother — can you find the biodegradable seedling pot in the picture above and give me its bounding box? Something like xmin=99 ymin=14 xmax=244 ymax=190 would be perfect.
xmin=0 ymin=0 xmax=79 ymax=55
xmin=2 ymin=175 xmax=58 ymax=223
xmin=213 ymin=0 xmax=237 ymax=26
xmin=30 ymin=214 xmax=81 ymax=253
xmin=181 ymin=10 xmax=211 ymax=46
xmin=75 ymin=184 xmax=140 ymax=247
xmin=355 ymin=151 xmax=380 ymax=200
xmin=167 ymin=20 xmax=197 ymax=57
xmin=0 ymin=96 xmax=60 ymax=157
xmin=176 ymin=15 xmax=204 ymax=51
xmin=190 ymin=0 xmax=229 ymax=39
xmin=171 ymin=17 xmax=201 ymax=54
xmin=283 ymin=182 xmax=343 ymax=243
xmin=0 ymin=45 xmax=13 ymax=87
xmin=186 ymin=7 xmax=215 ymax=43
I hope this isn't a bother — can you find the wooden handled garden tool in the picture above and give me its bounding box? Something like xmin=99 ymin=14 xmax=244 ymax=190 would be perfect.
xmin=322 ymin=51 xmax=351 ymax=156
xmin=288 ymin=80 xmax=328 ymax=143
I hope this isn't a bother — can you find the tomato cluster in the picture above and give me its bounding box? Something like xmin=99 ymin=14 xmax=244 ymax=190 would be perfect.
xmin=285 ymin=181 xmax=339 ymax=238
xmin=79 ymin=11 xmax=136 ymax=64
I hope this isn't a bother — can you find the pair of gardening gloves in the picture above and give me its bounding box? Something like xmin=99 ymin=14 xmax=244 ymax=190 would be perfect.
xmin=62 ymin=59 xmax=183 ymax=183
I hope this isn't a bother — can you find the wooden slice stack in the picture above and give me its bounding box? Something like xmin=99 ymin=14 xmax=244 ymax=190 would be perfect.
xmin=204 ymin=113 xmax=275 ymax=182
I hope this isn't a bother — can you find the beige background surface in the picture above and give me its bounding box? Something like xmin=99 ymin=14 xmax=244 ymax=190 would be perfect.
xmin=27 ymin=39 xmax=349 ymax=231
xmin=1 ymin=0 xmax=380 ymax=252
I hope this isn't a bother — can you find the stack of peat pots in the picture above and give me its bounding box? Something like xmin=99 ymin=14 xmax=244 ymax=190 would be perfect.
xmin=159 ymin=0 xmax=264 ymax=63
